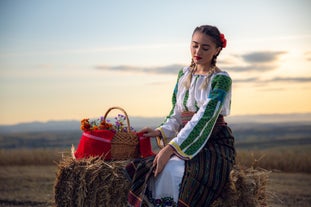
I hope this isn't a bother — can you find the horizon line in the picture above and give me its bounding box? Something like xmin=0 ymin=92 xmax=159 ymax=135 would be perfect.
xmin=2 ymin=112 xmax=311 ymax=126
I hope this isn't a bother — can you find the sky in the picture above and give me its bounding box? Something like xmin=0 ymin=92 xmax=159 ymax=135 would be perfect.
xmin=0 ymin=0 xmax=311 ymax=125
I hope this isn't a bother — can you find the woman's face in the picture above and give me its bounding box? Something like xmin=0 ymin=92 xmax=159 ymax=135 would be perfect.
xmin=190 ymin=32 xmax=221 ymax=68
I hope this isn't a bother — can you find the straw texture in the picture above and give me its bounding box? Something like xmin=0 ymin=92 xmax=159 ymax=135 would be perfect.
xmin=54 ymin=157 xmax=269 ymax=207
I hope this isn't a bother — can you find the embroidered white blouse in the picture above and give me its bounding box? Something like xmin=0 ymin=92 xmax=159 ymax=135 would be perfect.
xmin=157 ymin=66 xmax=232 ymax=160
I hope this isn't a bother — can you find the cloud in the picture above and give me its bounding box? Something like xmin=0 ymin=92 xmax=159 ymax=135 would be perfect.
xmin=242 ymin=51 xmax=286 ymax=64
xmin=233 ymin=76 xmax=311 ymax=85
xmin=94 ymin=62 xmax=310 ymax=91
xmin=95 ymin=64 xmax=184 ymax=75
xmin=234 ymin=77 xmax=259 ymax=83
xmin=95 ymin=50 xmax=289 ymax=75
xmin=222 ymin=51 xmax=287 ymax=73
xmin=223 ymin=64 xmax=276 ymax=72
xmin=270 ymin=77 xmax=311 ymax=83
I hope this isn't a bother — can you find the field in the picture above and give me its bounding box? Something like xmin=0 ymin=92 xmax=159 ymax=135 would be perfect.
xmin=267 ymin=173 xmax=311 ymax=207
xmin=0 ymin=121 xmax=311 ymax=206
xmin=0 ymin=165 xmax=55 ymax=207
xmin=0 ymin=163 xmax=310 ymax=207
xmin=0 ymin=147 xmax=310 ymax=207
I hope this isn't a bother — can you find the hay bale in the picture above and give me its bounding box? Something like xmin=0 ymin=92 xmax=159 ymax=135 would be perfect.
xmin=54 ymin=158 xmax=269 ymax=207
xmin=211 ymin=166 xmax=270 ymax=207
xmin=54 ymin=157 xmax=130 ymax=207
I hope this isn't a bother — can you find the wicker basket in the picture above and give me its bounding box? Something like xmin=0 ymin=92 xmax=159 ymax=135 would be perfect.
xmin=104 ymin=106 xmax=139 ymax=160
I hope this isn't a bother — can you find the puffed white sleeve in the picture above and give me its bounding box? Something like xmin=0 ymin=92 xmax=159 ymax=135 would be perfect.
xmin=156 ymin=69 xmax=185 ymax=143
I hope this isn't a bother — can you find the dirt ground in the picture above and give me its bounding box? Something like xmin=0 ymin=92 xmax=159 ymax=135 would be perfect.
xmin=0 ymin=166 xmax=55 ymax=207
xmin=266 ymin=172 xmax=311 ymax=207
xmin=0 ymin=165 xmax=310 ymax=207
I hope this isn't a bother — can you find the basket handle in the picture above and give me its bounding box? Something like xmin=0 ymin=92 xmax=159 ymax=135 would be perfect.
xmin=103 ymin=106 xmax=131 ymax=133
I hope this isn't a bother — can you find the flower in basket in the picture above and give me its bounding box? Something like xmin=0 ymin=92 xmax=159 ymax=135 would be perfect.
xmin=80 ymin=119 xmax=91 ymax=131
xmin=80 ymin=114 xmax=135 ymax=133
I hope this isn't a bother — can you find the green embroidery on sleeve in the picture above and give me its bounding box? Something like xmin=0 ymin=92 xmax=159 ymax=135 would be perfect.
xmin=211 ymin=74 xmax=232 ymax=92
xmin=161 ymin=69 xmax=185 ymax=125
xmin=183 ymin=90 xmax=189 ymax=111
xmin=180 ymin=98 xmax=218 ymax=150
xmin=178 ymin=74 xmax=232 ymax=156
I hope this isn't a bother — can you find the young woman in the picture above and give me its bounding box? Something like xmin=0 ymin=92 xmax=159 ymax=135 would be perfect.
xmin=126 ymin=25 xmax=236 ymax=207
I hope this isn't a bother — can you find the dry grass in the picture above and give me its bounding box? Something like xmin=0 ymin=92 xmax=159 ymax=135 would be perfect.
xmin=0 ymin=148 xmax=68 ymax=166
xmin=54 ymin=157 xmax=130 ymax=207
xmin=236 ymin=147 xmax=311 ymax=173
xmin=54 ymin=157 xmax=269 ymax=207
xmin=0 ymin=165 xmax=311 ymax=207
xmin=212 ymin=165 xmax=270 ymax=207
xmin=1 ymin=161 xmax=310 ymax=206
xmin=1 ymin=147 xmax=311 ymax=173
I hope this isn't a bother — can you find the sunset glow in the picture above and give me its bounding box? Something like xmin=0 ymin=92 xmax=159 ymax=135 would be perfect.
xmin=0 ymin=0 xmax=310 ymax=125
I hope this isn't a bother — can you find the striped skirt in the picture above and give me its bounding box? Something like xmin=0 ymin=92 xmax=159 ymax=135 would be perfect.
xmin=178 ymin=125 xmax=235 ymax=206
xmin=125 ymin=125 xmax=235 ymax=207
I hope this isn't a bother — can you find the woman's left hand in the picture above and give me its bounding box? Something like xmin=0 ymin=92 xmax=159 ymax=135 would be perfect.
xmin=138 ymin=127 xmax=160 ymax=138
xmin=153 ymin=145 xmax=175 ymax=177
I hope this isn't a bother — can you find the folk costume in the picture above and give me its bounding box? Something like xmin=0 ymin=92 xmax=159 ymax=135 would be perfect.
xmin=126 ymin=66 xmax=235 ymax=207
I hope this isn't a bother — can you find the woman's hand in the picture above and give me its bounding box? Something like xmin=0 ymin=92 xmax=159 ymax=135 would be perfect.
xmin=138 ymin=127 xmax=161 ymax=138
xmin=153 ymin=145 xmax=175 ymax=177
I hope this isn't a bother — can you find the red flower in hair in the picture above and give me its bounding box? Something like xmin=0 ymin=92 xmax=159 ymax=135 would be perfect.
xmin=220 ymin=33 xmax=227 ymax=48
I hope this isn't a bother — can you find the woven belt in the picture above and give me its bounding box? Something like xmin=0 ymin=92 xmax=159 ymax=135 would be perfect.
xmin=181 ymin=111 xmax=226 ymax=127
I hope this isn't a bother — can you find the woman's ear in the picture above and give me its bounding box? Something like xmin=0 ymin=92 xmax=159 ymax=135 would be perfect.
xmin=214 ymin=47 xmax=221 ymax=56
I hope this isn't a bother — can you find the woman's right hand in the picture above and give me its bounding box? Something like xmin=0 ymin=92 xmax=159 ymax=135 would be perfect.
xmin=138 ymin=127 xmax=161 ymax=138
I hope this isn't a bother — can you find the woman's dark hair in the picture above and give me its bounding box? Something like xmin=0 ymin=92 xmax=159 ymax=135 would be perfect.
xmin=191 ymin=25 xmax=223 ymax=67
xmin=186 ymin=25 xmax=225 ymax=89
xmin=193 ymin=25 xmax=223 ymax=48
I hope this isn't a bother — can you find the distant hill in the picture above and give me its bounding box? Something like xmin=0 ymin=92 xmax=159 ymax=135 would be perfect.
xmin=0 ymin=117 xmax=164 ymax=134
xmin=0 ymin=113 xmax=310 ymax=133
xmin=0 ymin=113 xmax=310 ymax=150
xmin=226 ymin=113 xmax=311 ymax=124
